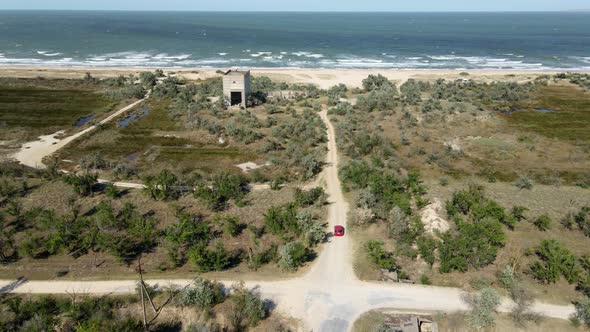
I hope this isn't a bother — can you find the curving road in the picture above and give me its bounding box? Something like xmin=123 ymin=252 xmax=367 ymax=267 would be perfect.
xmin=0 ymin=109 xmax=575 ymax=331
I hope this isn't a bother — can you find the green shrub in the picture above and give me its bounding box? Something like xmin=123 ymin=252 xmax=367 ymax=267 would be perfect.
xmin=227 ymin=284 xmax=267 ymax=330
xmin=532 ymin=215 xmax=552 ymax=231
xmin=179 ymin=277 xmax=226 ymax=311
xmin=219 ymin=215 xmax=242 ymax=237
xmin=530 ymin=240 xmax=580 ymax=284
xmin=514 ymin=176 xmax=534 ymax=190
xmin=143 ymin=169 xmax=178 ymax=201
xmin=573 ymin=297 xmax=590 ymax=327
xmin=278 ymin=241 xmax=308 ymax=271
xmin=188 ymin=242 xmax=232 ymax=272
xmin=104 ymin=183 xmax=119 ymax=199
xmin=362 ymin=74 xmax=394 ymax=92
xmin=439 ymin=218 xmax=506 ymax=273
xmin=195 ymin=172 xmax=249 ymax=211
xmin=63 ymin=173 xmax=98 ymax=197
xmin=294 ymin=187 xmax=326 ymax=207
xmin=365 ymin=240 xmax=398 ymax=272
xmin=264 ymin=204 xmax=300 ymax=236
xmin=464 ymin=288 xmax=501 ymax=330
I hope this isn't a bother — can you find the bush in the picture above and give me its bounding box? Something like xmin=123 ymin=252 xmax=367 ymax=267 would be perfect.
xmin=530 ymin=240 xmax=580 ymax=284
xmin=362 ymin=74 xmax=394 ymax=92
xmin=221 ymin=215 xmax=242 ymax=237
xmin=179 ymin=277 xmax=226 ymax=311
xmin=63 ymin=173 xmax=98 ymax=197
xmin=195 ymin=172 xmax=249 ymax=211
xmin=532 ymin=215 xmax=552 ymax=231
xmin=278 ymin=241 xmax=308 ymax=271
xmin=400 ymin=79 xmax=422 ymax=105
xmin=104 ymin=183 xmax=119 ymax=199
xmin=365 ymin=240 xmax=398 ymax=272
xmin=294 ymin=187 xmax=326 ymax=207
xmin=227 ymin=284 xmax=267 ymax=330
xmin=188 ymin=242 xmax=232 ymax=272
xmin=463 ymin=287 xmax=501 ymax=330
xmin=417 ymin=236 xmax=437 ymax=267
xmin=420 ymin=275 xmax=431 ymax=285
xmin=573 ymin=297 xmax=590 ymax=327
xmin=575 ymin=207 xmax=590 ymax=237
xmin=515 ymin=176 xmax=534 ymax=190
xmin=143 ymin=169 xmax=178 ymax=201
xmin=439 ymin=218 xmax=506 ymax=273
xmin=264 ymin=204 xmax=300 ymax=236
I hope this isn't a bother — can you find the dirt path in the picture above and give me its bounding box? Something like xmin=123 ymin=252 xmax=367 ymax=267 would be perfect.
xmin=13 ymin=97 xmax=147 ymax=169
xmin=0 ymin=109 xmax=575 ymax=331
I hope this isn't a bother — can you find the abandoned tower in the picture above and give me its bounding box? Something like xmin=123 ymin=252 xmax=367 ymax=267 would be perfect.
xmin=223 ymin=69 xmax=251 ymax=108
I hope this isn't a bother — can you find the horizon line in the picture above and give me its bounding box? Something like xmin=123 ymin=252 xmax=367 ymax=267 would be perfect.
xmin=0 ymin=9 xmax=588 ymax=13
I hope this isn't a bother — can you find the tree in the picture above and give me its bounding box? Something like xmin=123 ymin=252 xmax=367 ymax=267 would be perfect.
xmin=463 ymin=287 xmax=501 ymax=330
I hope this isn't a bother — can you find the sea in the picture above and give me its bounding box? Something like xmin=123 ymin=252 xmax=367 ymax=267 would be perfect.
xmin=0 ymin=11 xmax=589 ymax=70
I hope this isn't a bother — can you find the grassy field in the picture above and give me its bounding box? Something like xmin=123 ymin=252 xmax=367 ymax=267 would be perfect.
xmin=352 ymin=310 xmax=582 ymax=332
xmin=503 ymin=86 xmax=590 ymax=145
xmin=0 ymin=82 xmax=116 ymax=140
xmin=58 ymin=99 xmax=258 ymax=175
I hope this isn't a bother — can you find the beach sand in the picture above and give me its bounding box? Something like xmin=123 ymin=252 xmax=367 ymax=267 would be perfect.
xmin=0 ymin=66 xmax=565 ymax=88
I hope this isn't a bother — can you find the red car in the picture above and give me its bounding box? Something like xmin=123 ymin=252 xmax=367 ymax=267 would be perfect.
xmin=334 ymin=225 xmax=345 ymax=237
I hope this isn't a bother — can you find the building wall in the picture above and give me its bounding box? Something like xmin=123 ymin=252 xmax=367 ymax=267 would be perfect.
xmin=223 ymin=71 xmax=251 ymax=107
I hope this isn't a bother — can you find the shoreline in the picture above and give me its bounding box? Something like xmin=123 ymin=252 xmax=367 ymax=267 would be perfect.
xmin=0 ymin=65 xmax=584 ymax=88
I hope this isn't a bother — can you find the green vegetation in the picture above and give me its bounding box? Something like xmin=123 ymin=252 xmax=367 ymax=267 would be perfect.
xmin=365 ymin=240 xmax=399 ymax=272
xmin=463 ymin=287 xmax=501 ymax=330
xmin=0 ymin=276 xmax=280 ymax=332
xmin=503 ymin=86 xmax=590 ymax=144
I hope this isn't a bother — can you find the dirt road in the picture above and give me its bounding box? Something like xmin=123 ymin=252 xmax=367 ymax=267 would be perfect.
xmin=0 ymin=109 xmax=575 ymax=331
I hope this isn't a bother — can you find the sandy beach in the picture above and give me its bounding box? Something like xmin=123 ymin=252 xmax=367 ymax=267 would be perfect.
xmin=0 ymin=66 xmax=571 ymax=89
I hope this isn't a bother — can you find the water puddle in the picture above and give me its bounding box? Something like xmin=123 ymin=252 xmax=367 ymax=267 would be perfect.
xmin=74 ymin=114 xmax=96 ymax=127
xmin=536 ymin=109 xmax=554 ymax=113
xmin=119 ymin=109 xmax=150 ymax=128
xmin=126 ymin=152 xmax=141 ymax=162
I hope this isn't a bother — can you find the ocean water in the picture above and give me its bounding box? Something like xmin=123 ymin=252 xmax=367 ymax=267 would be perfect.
xmin=0 ymin=11 xmax=589 ymax=70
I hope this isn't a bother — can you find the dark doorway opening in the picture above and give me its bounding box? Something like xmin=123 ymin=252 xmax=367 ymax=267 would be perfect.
xmin=231 ymin=92 xmax=242 ymax=106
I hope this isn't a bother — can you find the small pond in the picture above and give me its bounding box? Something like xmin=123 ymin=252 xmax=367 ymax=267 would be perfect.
xmin=74 ymin=114 xmax=96 ymax=127
xmin=535 ymin=109 xmax=554 ymax=113
xmin=119 ymin=109 xmax=150 ymax=128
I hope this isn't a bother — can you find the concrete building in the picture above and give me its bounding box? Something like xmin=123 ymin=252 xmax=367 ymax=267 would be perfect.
xmin=223 ymin=69 xmax=251 ymax=108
